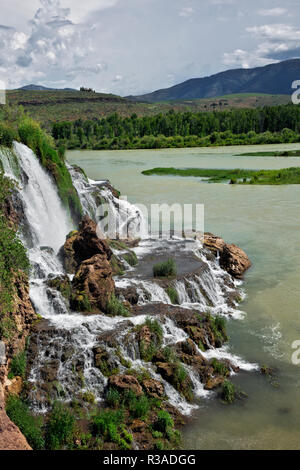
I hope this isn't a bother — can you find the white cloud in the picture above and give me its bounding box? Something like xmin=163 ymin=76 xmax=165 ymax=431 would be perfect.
xmin=179 ymin=7 xmax=194 ymax=17
xmin=247 ymin=24 xmax=300 ymax=41
xmin=258 ymin=8 xmax=287 ymax=17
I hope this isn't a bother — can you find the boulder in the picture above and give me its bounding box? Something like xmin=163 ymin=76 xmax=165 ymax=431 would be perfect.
xmin=71 ymin=254 xmax=115 ymax=313
xmin=204 ymin=376 xmax=225 ymax=390
xmin=203 ymin=232 xmax=251 ymax=279
xmin=142 ymin=379 xmax=165 ymax=399
xmin=4 ymin=376 xmax=23 ymax=398
xmin=108 ymin=374 xmax=143 ymax=396
xmin=62 ymin=216 xmax=112 ymax=274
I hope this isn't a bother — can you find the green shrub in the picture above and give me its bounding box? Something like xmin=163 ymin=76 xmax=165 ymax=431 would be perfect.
xmin=45 ymin=402 xmax=75 ymax=450
xmin=153 ymin=258 xmax=177 ymax=278
xmin=92 ymin=409 xmax=131 ymax=449
xmin=221 ymin=380 xmax=236 ymax=404
xmin=106 ymin=388 xmax=120 ymax=408
xmin=166 ymin=287 xmax=179 ymax=305
xmin=81 ymin=390 xmax=95 ymax=404
xmin=174 ymin=363 xmax=187 ymax=384
xmin=123 ymin=251 xmax=138 ymax=267
xmin=129 ymin=395 xmax=150 ymax=419
xmin=6 ymin=396 xmax=45 ymax=450
xmin=145 ymin=318 xmax=163 ymax=343
xmin=211 ymin=358 xmax=229 ymax=376
xmin=106 ymin=294 xmax=130 ymax=317
xmin=8 ymin=351 xmax=26 ymax=379
xmin=154 ymin=410 xmax=174 ymax=434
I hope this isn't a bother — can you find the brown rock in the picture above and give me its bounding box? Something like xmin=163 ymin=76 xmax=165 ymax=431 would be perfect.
xmin=142 ymin=379 xmax=165 ymax=399
xmin=203 ymin=232 xmax=251 ymax=279
xmin=0 ymin=386 xmax=31 ymax=450
xmin=139 ymin=326 xmax=152 ymax=349
xmin=219 ymin=243 xmax=251 ymax=279
xmin=130 ymin=419 xmax=147 ymax=433
xmin=204 ymin=376 xmax=225 ymax=390
xmin=108 ymin=374 xmax=143 ymax=396
xmin=62 ymin=216 xmax=112 ymax=274
xmin=71 ymin=254 xmax=115 ymax=313
xmin=4 ymin=376 xmax=23 ymax=398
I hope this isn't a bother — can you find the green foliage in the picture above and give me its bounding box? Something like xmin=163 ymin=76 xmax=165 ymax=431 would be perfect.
xmin=50 ymin=104 xmax=300 ymax=151
xmin=92 ymin=409 xmax=131 ymax=450
xmin=222 ymin=380 xmax=236 ymax=404
xmin=8 ymin=351 xmax=26 ymax=379
xmin=106 ymin=388 xmax=121 ymax=408
xmin=0 ymin=122 xmax=19 ymax=147
xmin=153 ymin=258 xmax=177 ymax=278
xmin=154 ymin=410 xmax=174 ymax=434
xmin=209 ymin=314 xmax=228 ymax=346
xmin=6 ymin=396 xmax=45 ymax=450
xmin=106 ymin=294 xmax=130 ymax=317
xmin=122 ymin=251 xmax=138 ymax=267
xmin=45 ymin=402 xmax=75 ymax=450
xmin=211 ymin=358 xmax=230 ymax=376
xmin=70 ymin=292 xmax=91 ymax=312
xmin=174 ymin=363 xmax=187 ymax=385
xmin=138 ymin=318 xmax=163 ymax=362
xmin=166 ymin=286 xmax=179 ymax=304
xmin=129 ymin=395 xmax=150 ymax=419
xmin=142 ymin=166 xmax=300 ymax=186
xmin=81 ymin=390 xmax=95 ymax=404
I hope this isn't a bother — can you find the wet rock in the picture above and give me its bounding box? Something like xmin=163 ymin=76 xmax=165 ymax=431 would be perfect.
xmin=93 ymin=346 xmax=119 ymax=376
xmin=62 ymin=216 xmax=112 ymax=274
xmin=47 ymin=275 xmax=72 ymax=302
xmin=108 ymin=374 xmax=143 ymax=396
xmin=176 ymin=340 xmax=206 ymax=367
xmin=116 ymin=285 xmax=144 ymax=305
xmin=142 ymin=379 xmax=165 ymax=399
xmin=203 ymin=232 xmax=251 ymax=279
xmin=71 ymin=254 xmax=115 ymax=313
xmin=204 ymin=376 xmax=225 ymax=390
xmin=155 ymin=362 xmax=193 ymax=402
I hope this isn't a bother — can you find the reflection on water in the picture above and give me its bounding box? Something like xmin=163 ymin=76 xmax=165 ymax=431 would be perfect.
xmin=68 ymin=143 xmax=300 ymax=450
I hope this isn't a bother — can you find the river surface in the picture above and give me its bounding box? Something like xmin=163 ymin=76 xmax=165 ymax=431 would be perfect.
xmin=68 ymin=143 xmax=300 ymax=450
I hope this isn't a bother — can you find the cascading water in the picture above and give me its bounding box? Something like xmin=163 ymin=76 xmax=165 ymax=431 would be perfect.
xmin=0 ymin=142 xmax=257 ymax=415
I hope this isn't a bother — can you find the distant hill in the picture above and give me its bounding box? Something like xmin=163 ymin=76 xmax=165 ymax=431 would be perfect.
xmin=6 ymin=89 xmax=290 ymax=128
xmin=17 ymin=84 xmax=77 ymax=92
xmin=128 ymin=59 xmax=300 ymax=103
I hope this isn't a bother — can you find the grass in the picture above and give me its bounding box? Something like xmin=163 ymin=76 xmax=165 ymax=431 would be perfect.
xmin=221 ymin=380 xmax=236 ymax=404
xmin=142 ymin=166 xmax=300 ymax=185
xmin=166 ymin=286 xmax=180 ymax=305
xmin=236 ymin=150 xmax=300 ymax=157
xmin=153 ymin=258 xmax=177 ymax=277
xmin=106 ymin=294 xmax=131 ymax=317
xmin=8 ymin=351 xmax=26 ymax=379
xmin=45 ymin=402 xmax=75 ymax=450
xmin=5 ymin=396 xmax=45 ymax=450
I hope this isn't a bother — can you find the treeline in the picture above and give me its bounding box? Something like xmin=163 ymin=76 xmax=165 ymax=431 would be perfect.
xmin=52 ymin=104 xmax=300 ymax=150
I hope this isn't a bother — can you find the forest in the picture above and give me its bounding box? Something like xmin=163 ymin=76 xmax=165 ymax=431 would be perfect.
xmin=51 ymin=104 xmax=300 ymax=150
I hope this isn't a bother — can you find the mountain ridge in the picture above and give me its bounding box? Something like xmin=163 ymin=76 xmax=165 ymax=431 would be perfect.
xmin=127 ymin=59 xmax=300 ymax=103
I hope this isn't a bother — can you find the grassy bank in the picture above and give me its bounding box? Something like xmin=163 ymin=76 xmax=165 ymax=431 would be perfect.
xmin=236 ymin=150 xmax=300 ymax=157
xmin=142 ymin=166 xmax=300 ymax=184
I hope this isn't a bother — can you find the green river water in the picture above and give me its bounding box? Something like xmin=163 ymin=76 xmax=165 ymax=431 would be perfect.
xmin=68 ymin=143 xmax=300 ymax=450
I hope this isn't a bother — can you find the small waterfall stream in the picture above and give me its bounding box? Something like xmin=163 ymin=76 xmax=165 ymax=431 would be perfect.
xmin=0 ymin=142 xmax=257 ymax=414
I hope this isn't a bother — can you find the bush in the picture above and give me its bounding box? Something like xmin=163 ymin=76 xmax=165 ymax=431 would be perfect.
xmin=129 ymin=395 xmax=150 ymax=419
xmin=221 ymin=380 xmax=236 ymax=404
xmin=154 ymin=410 xmax=174 ymax=434
xmin=211 ymin=358 xmax=229 ymax=376
xmin=106 ymin=294 xmax=130 ymax=317
xmin=92 ymin=409 xmax=131 ymax=450
xmin=106 ymin=388 xmax=120 ymax=408
xmin=45 ymin=402 xmax=75 ymax=450
xmin=6 ymin=396 xmax=45 ymax=450
xmin=8 ymin=351 xmax=26 ymax=379
xmin=153 ymin=258 xmax=177 ymax=278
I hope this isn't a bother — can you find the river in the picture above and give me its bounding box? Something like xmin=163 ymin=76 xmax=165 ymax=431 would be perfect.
xmin=68 ymin=143 xmax=300 ymax=450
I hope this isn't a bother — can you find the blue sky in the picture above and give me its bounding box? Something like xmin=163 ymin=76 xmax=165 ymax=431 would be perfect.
xmin=0 ymin=0 xmax=300 ymax=95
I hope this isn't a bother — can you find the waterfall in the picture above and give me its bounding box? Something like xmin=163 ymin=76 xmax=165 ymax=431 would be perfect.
xmin=0 ymin=142 xmax=257 ymax=415
xmin=68 ymin=163 xmax=148 ymax=239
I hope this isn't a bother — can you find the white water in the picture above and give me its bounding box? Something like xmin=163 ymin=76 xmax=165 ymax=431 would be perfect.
xmin=0 ymin=142 xmax=256 ymax=413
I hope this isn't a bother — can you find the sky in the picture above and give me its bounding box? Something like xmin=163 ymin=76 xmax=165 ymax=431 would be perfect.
xmin=0 ymin=0 xmax=300 ymax=95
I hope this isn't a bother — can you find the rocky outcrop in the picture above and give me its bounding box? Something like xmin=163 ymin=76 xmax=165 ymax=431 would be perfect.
xmin=203 ymin=232 xmax=251 ymax=278
xmin=71 ymin=254 xmax=115 ymax=313
xmin=0 ymin=385 xmax=31 ymax=450
xmin=142 ymin=379 xmax=165 ymax=399
xmin=108 ymin=374 xmax=143 ymax=396
xmin=62 ymin=216 xmax=112 ymax=274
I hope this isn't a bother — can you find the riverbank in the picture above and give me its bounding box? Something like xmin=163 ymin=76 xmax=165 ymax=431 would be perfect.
xmin=142 ymin=166 xmax=300 ymax=184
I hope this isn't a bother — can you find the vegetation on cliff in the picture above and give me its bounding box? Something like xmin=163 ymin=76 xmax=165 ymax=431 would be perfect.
xmin=0 ymin=106 xmax=82 ymax=223
xmin=0 ymin=172 xmax=30 ymax=340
